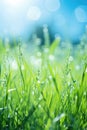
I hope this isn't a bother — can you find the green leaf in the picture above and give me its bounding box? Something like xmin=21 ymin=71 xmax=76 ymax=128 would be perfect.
xmin=49 ymin=37 xmax=60 ymax=54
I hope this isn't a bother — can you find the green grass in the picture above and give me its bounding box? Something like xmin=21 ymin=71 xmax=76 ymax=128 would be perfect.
xmin=0 ymin=34 xmax=87 ymax=130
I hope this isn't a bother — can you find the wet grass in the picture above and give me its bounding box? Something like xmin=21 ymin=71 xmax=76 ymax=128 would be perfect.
xmin=0 ymin=35 xmax=87 ymax=130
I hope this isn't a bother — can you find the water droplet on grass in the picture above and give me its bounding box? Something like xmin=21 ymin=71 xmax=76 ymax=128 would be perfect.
xmin=21 ymin=65 xmax=25 ymax=70
xmin=48 ymin=75 xmax=52 ymax=80
xmin=44 ymin=48 xmax=49 ymax=53
xmin=49 ymin=55 xmax=54 ymax=61
xmin=75 ymin=65 xmax=80 ymax=70
xmin=8 ymin=88 xmax=16 ymax=93
xmin=32 ymin=91 xmax=34 ymax=95
xmin=11 ymin=60 xmax=18 ymax=70
xmin=30 ymin=56 xmax=42 ymax=68
xmin=39 ymin=95 xmax=42 ymax=100
xmin=53 ymin=113 xmax=65 ymax=122
xmin=38 ymin=104 xmax=41 ymax=108
xmin=68 ymin=56 xmax=73 ymax=63
xmin=37 ymin=52 xmax=41 ymax=57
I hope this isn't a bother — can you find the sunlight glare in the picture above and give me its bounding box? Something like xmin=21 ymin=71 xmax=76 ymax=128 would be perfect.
xmin=4 ymin=0 xmax=25 ymax=8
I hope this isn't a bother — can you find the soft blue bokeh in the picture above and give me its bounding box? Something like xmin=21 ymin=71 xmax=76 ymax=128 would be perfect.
xmin=0 ymin=0 xmax=87 ymax=41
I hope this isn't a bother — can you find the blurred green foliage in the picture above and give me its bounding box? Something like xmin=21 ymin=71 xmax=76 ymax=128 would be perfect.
xmin=0 ymin=30 xmax=87 ymax=130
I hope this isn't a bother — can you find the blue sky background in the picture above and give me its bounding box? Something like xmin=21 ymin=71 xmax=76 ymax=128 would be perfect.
xmin=0 ymin=0 xmax=87 ymax=41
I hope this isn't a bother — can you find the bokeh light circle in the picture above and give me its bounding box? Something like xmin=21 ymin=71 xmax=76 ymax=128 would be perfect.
xmin=27 ymin=6 xmax=41 ymax=21
xmin=45 ymin=0 xmax=60 ymax=12
xmin=75 ymin=7 xmax=87 ymax=22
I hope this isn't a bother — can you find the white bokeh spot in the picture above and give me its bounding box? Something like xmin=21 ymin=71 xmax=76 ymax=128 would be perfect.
xmin=75 ymin=6 xmax=87 ymax=22
xmin=45 ymin=0 xmax=60 ymax=12
xmin=27 ymin=6 xmax=41 ymax=21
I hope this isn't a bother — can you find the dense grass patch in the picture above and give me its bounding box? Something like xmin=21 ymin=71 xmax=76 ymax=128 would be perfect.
xmin=0 ymin=35 xmax=87 ymax=130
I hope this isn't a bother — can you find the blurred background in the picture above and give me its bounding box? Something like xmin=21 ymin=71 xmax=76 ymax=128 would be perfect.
xmin=0 ymin=0 xmax=87 ymax=43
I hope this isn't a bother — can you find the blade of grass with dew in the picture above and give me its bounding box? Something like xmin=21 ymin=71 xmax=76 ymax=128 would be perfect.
xmin=49 ymin=37 xmax=60 ymax=54
xmin=47 ymin=62 xmax=59 ymax=95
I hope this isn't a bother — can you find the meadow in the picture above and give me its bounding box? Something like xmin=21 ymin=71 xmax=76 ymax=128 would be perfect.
xmin=0 ymin=31 xmax=87 ymax=130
